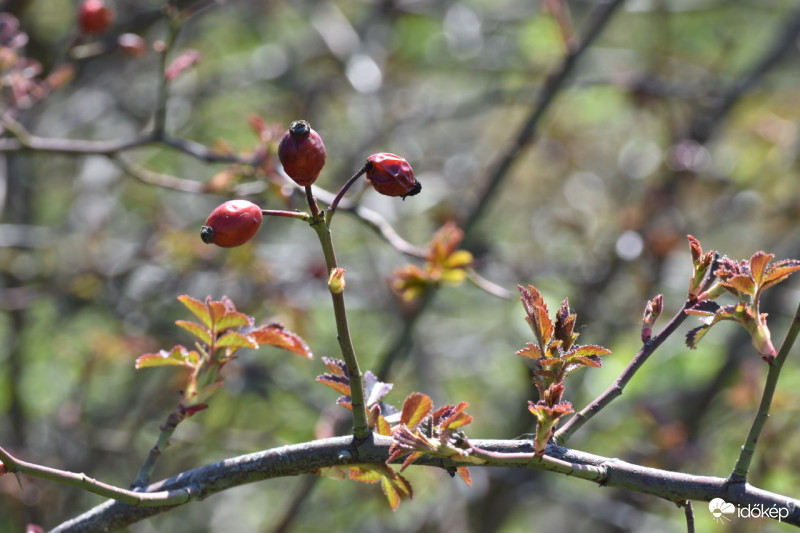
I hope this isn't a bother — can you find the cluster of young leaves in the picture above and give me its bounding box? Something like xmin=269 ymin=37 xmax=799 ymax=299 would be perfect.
xmin=136 ymin=295 xmax=312 ymax=415
xmin=316 ymin=361 xmax=473 ymax=510
xmin=684 ymin=236 xmax=800 ymax=362
xmin=392 ymin=221 xmax=474 ymax=302
xmin=516 ymin=285 xmax=611 ymax=455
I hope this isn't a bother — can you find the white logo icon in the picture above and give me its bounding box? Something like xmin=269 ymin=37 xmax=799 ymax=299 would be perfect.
xmin=709 ymin=498 xmax=736 ymax=523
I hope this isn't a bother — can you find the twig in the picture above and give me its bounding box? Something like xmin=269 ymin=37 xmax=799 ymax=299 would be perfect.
xmin=729 ymin=298 xmax=800 ymax=482
xmin=553 ymin=299 xmax=695 ymax=445
xmin=0 ymin=446 xmax=192 ymax=508
xmin=680 ymin=500 xmax=695 ymax=533
xmin=131 ymin=408 xmax=187 ymax=488
xmin=47 ymin=435 xmax=800 ymax=532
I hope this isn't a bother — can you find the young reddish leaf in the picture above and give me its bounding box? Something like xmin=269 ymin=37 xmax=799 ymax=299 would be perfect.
xmin=175 ymin=320 xmax=211 ymax=345
xmin=337 ymin=397 xmax=353 ymax=410
xmin=165 ymin=49 xmax=202 ymax=81
xmin=400 ymin=392 xmax=433 ymax=429
xmin=518 ymin=285 xmax=553 ymax=351
xmin=178 ymin=295 xmax=212 ymax=329
xmin=456 ymin=466 xmax=472 ymax=486
xmin=322 ymin=356 xmax=347 ymax=377
xmin=761 ymin=259 xmax=800 ymax=291
xmin=433 ymin=402 xmax=472 ymax=430
xmin=316 ymin=374 xmax=351 ymax=397
xmin=688 ymin=235 xmax=702 ymax=263
xmin=685 ymin=325 xmax=711 ymax=350
xmin=135 ymin=345 xmax=199 ymax=369
xmin=719 ymin=274 xmax=755 ymax=296
xmin=553 ymin=299 xmax=578 ymax=349
xmin=427 ymin=222 xmax=464 ymax=264
xmin=216 ymin=331 xmax=258 ymax=350
xmin=749 ymin=251 xmax=774 ymax=285
xmin=516 ymin=342 xmax=544 ymax=360
xmin=248 ymin=323 xmax=313 ymax=359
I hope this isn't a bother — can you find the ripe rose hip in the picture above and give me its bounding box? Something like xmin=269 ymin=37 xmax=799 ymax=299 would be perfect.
xmin=200 ymin=200 xmax=263 ymax=248
xmin=365 ymin=153 xmax=421 ymax=199
xmin=278 ymin=120 xmax=326 ymax=186
xmin=78 ymin=0 xmax=114 ymax=35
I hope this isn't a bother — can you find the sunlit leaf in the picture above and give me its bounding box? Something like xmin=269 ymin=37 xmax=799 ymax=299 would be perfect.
xmin=316 ymin=374 xmax=351 ymax=397
xmin=516 ymin=342 xmax=543 ymax=360
xmin=178 ymin=295 xmax=212 ymax=329
xmin=570 ymin=344 xmax=611 ymax=359
xmin=518 ymin=285 xmax=553 ymax=350
xmin=217 ymin=331 xmax=258 ymax=349
xmin=761 ymin=260 xmax=800 ymax=291
xmin=456 ymin=466 xmax=472 ymax=486
xmin=248 ymin=323 xmax=313 ymax=359
xmin=400 ymin=392 xmax=433 ymax=429
xmin=175 ymin=320 xmax=211 ymax=345
xmin=443 ymin=249 xmax=473 ymax=269
xmin=348 ymin=465 xmax=382 ymax=483
xmin=749 ymin=251 xmax=774 ymax=285
xmin=215 ymin=311 xmax=253 ymax=331
xmin=364 ymin=371 xmax=393 ymax=406
xmin=135 ymin=345 xmax=199 ymax=369
xmin=719 ymin=274 xmax=755 ymax=296
xmin=685 ymin=325 xmax=711 ymax=350
xmin=376 ymin=414 xmax=392 ymax=436
xmin=321 ymin=357 xmax=347 ymax=377
xmin=433 ymin=402 xmax=472 ymax=430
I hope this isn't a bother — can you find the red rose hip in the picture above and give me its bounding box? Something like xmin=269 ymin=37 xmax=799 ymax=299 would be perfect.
xmin=278 ymin=120 xmax=326 ymax=186
xmin=200 ymin=200 xmax=263 ymax=248
xmin=365 ymin=153 xmax=421 ymax=199
xmin=78 ymin=0 xmax=114 ymax=35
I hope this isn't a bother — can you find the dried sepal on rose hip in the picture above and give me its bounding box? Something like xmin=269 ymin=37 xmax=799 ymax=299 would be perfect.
xmin=78 ymin=0 xmax=114 ymax=35
xmin=200 ymin=200 xmax=263 ymax=248
xmin=277 ymin=120 xmax=326 ymax=186
xmin=365 ymin=153 xmax=421 ymax=199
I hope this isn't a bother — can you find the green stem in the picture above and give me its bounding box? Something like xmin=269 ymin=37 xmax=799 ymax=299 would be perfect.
xmin=310 ymin=214 xmax=370 ymax=440
xmin=729 ymin=298 xmax=800 ymax=482
xmin=0 ymin=445 xmax=191 ymax=506
xmin=132 ymin=407 xmax=186 ymax=488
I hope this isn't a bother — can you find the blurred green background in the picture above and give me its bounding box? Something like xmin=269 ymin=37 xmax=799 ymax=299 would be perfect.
xmin=2 ymin=0 xmax=800 ymax=531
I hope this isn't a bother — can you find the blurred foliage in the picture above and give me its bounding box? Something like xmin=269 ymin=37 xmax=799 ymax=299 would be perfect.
xmin=2 ymin=0 xmax=800 ymax=532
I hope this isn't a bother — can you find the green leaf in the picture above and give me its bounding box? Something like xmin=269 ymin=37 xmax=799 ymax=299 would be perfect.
xmin=135 ymin=345 xmax=199 ymax=369
xmin=175 ymin=320 xmax=211 ymax=345
xmin=215 ymin=311 xmax=253 ymax=331
xmin=216 ymin=331 xmax=258 ymax=349
xmin=178 ymin=295 xmax=212 ymax=329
